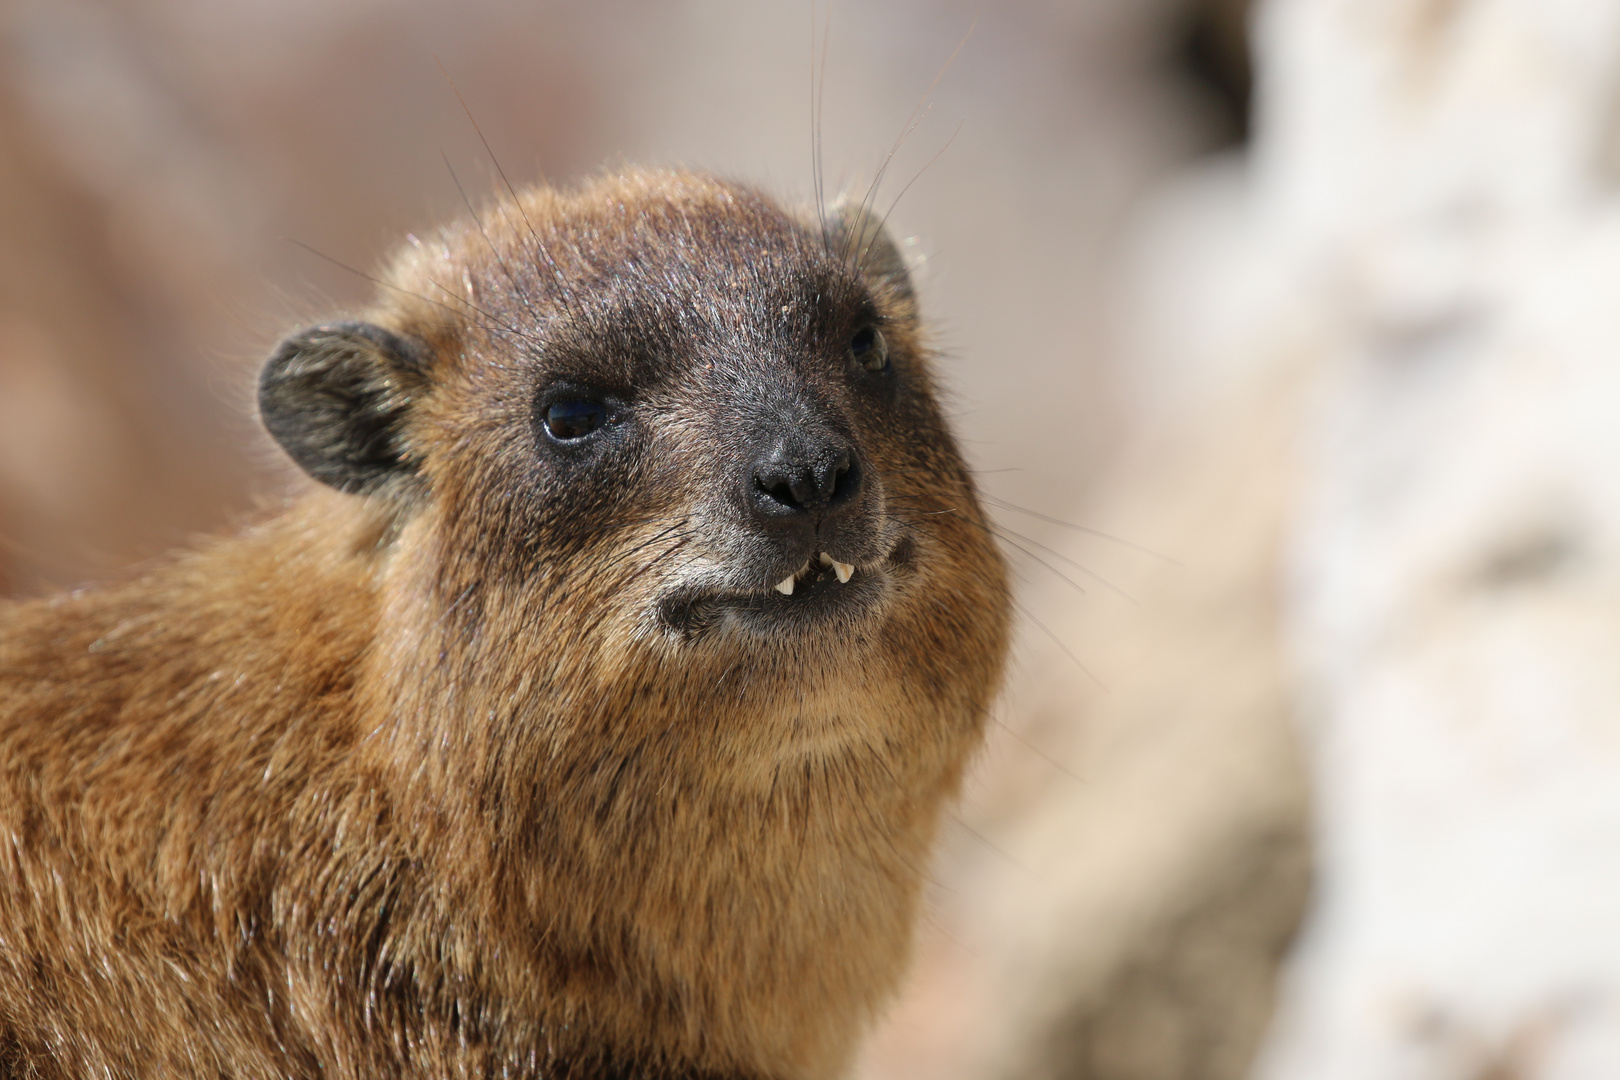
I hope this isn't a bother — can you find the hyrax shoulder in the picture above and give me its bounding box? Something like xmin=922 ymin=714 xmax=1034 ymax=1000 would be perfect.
xmin=0 ymin=168 xmax=1010 ymax=1080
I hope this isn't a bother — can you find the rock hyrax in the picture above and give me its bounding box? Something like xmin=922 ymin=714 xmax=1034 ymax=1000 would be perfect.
xmin=0 ymin=168 xmax=1010 ymax=1080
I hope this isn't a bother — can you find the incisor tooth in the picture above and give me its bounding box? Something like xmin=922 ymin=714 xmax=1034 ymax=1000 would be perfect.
xmin=775 ymin=575 xmax=795 ymax=596
xmin=832 ymin=560 xmax=854 ymax=583
xmin=818 ymin=552 xmax=833 ymax=566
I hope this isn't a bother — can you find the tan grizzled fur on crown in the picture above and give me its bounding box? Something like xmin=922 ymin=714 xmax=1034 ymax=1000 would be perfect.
xmin=0 ymin=169 xmax=1010 ymax=1080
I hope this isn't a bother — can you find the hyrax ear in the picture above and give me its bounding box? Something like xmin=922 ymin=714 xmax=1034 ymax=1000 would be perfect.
xmin=825 ymin=199 xmax=915 ymax=306
xmin=258 ymin=321 xmax=429 ymax=494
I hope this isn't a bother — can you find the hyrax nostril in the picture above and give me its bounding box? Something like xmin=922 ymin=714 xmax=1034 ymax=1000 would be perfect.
xmin=828 ymin=457 xmax=858 ymax=506
xmin=758 ymin=474 xmax=801 ymax=510
xmin=749 ymin=444 xmax=860 ymax=519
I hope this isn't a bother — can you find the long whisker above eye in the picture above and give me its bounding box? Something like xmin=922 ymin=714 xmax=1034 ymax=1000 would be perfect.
xmin=810 ymin=3 xmax=831 ymax=246
xmin=283 ymin=239 xmax=516 ymax=339
xmin=433 ymin=583 xmax=479 ymax=630
xmin=434 ymin=55 xmax=577 ymax=317
xmin=441 ymin=152 xmax=548 ymax=331
xmin=842 ymin=19 xmax=976 ymax=268
xmin=857 ymin=119 xmax=965 ymax=280
xmin=286 ymin=236 xmax=549 ymax=352
xmin=422 ymin=278 xmax=547 ymax=350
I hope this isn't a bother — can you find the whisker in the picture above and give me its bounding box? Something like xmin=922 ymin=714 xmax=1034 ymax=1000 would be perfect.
xmin=887 ymin=507 xmax=1091 ymax=596
xmin=712 ymin=658 xmax=743 ymax=695
xmin=886 ymin=489 xmax=1143 ymax=601
xmin=857 ymin=752 xmax=946 ymax=889
xmin=433 ymin=55 xmax=576 ymax=313
xmin=980 ymin=494 xmax=1179 ymax=564
xmin=611 ymin=520 xmax=693 ymax=566
xmin=572 ymin=514 xmax=691 ymax=538
xmin=441 ymin=151 xmax=549 ymax=328
xmin=421 ymin=277 xmax=544 ymax=347
xmin=577 ymin=530 xmax=697 ymax=588
xmin=990 ymin=529 xmax=1088 ymax=597
xmin=888 ymin=497 xmax=1110 ymax=683
xmin=990 ymin=524 xmax=1137 ymax=603
xmin=284 ymin=239 xmax=486 ymax=329
xmin=887 ymin=497 xmax=1135 ymax=603
xmin=842 ymin=19 xmax=975 ymax=267
xmin=857 ymin=118 xmax=965 ymax=279
xmin=916 ymin=912 xmax=979 ymax=957
xmin=950 ymin=814 xmax=1047 ymax=883
xmin=889 ymin=505 xmax=958 ymax=517
xmin=432 ymin=583 xmax=479 ymax=630
xmin=810 ymin=4 xmax=831 ymax=244
xmin=285 ymin=236 xmax=545 ymax=349
xmin=591 ymin=535 xmax=694 ymax=603
xmin=989 ymin=715 xmax=1089 ymax=786
xmin=1014 ymin=598 xmax=1105 ymax=690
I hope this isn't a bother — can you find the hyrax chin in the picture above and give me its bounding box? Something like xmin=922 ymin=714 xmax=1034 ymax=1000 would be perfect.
xmin=0 ymin=168 xmax=1010 ymax=1080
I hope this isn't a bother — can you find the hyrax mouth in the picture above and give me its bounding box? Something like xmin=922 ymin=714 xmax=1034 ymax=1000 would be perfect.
xmin=773 ymin=551 xmax=856 ymax=596
xmin=655 ymin=536 xmax=915 ymax=642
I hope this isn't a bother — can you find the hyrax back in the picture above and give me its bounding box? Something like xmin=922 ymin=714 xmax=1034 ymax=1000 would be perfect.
xmin=0 ymin=169 xmax=1010 ymax=1080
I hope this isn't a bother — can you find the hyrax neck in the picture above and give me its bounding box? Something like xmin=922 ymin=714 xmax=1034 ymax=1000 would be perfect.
xmin=347 ymin=503 xmax=970 ymax=1079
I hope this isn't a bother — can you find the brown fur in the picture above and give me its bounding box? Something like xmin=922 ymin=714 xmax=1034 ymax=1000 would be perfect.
xmin=0 ymin=169 xmax=1009 ymax=1080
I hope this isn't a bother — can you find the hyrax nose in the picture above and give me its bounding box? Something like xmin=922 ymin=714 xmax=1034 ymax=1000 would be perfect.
xmin=749 ymin=437 xmax=862 ymax=524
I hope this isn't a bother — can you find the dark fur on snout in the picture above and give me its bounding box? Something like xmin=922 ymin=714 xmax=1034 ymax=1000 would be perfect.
xmin=0 ymin=169 xmax=1010 ymax=1080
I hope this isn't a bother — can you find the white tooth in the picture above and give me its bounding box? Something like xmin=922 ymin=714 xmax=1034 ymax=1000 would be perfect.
xmin=832 ymin=560 xmax=854 ymax=583
xmin=775 ymin=575 xmax=796 ymax=596
xmin=818 ymin=552 xmax=833 ymax=566
xmin=799 ymin=559 xmax=812 ymax=577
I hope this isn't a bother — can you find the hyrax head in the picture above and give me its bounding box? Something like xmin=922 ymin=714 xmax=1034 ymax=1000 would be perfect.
xmin=260 ymin=169 xmax=1004 ymax=683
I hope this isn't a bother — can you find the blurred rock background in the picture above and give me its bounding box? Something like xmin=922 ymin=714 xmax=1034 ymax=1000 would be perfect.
xmin=11 ymin=0 xmax=1618 ymax=1078
xmin=1255 ymin=2 xmax=1620 ymax=1077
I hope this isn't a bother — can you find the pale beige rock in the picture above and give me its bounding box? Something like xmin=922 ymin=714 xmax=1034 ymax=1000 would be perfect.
xmin=1252 ymin=0 xmax=1620 ymax=1076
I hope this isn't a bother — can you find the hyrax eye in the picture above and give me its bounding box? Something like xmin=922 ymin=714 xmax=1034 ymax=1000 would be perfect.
xmin=542 ymin=398 xmax=608 ymax=441
xmin=849 ymin=326 xmax=888 ymax=372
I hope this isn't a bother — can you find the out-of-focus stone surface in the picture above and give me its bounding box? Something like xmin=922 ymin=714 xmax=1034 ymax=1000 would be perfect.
xmin=0 ymin=61 xmax=245 ymax=594
xmin=1248 ymin=1 xmax=1620 ymax=1077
